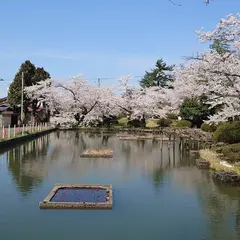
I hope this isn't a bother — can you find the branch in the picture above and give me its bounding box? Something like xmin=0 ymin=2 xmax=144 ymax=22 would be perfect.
xmin=168 ymin=0 xmax=181 ymax=6
xmin=57 ymin=83 xmax=80 ymax=103
xmin=86 ymin=101 xmax=98 ymax=115
xmin=209 ymin=92 xmax=239 ymax=100
xmin=116 ymin=103 xmax=133 ymax=114
xmin=209 ymin=70 xmax=240 ymax=79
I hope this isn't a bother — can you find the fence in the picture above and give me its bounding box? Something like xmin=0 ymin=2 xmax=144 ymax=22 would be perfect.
xmin=0 ymin=123 xmax=52 ymax=140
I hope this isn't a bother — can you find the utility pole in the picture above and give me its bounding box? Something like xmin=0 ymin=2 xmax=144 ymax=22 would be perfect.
xmin=21 ymin=72 xmax=24 ymax=123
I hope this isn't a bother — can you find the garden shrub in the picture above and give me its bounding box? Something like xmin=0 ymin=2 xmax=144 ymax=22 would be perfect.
xmin=175 ymin=120 xmax=192 ymax=128
xmin=221 ymin=143 xmax=240 ymax=163
xmin=201 ymin=122 xmax=217 ymax=132
xmin=87 ymin=119 xmax=102 ymax=127
xmin=179 ymin=96 xmax=214 ymax=127
xmin=213 ymin=121 xmax=240 ymax=144
xmin=128 ymin=118 xmax=146 ymax=128
xmin=157 ymin=118 xmax=172 ymax=127
xmin=102 ymin=115 xmax=118 ymax=127
xmin=166 ymin=113 xmax=178 ymax=120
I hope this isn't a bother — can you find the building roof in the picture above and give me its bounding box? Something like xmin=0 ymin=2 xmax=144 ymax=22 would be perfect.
xmin=0 ymin=100 xmax=13 ymax=112
xmin=0 ymin=97 xmax=7 ymax=104
xmin=0 ymin=106 xmax=13 ymax=112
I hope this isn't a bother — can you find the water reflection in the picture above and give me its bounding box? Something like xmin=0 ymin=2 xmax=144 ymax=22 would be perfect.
xmin=6 ymin=135 xmax=50 ymax=196
xmin=172 ymin=167 xmax=240 ymax=239
xmin=4 ymin=131 xmax=190 ymax=196
xmin=1 ymin=131 xmax=240 ymax=239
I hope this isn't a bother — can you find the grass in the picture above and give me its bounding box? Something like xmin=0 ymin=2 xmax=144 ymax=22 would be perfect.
xmin=115 ymin=117 xmax=191 ymax=129
xmin=115 ymin=117 xmax=159 ymax=129
xmin=200 ymin=146 xmax=240 ymax=175
xmin=146 ymin=119 xmax=159 ymax=129
xmin=118 ymin=117 xmax=128 ymax=125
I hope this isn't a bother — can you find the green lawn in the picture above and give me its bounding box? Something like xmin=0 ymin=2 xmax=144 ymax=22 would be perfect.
xmin=116 ymin=117 xmax=160 ymax=129
xmin=146 ymin=119 xmax=159 ymax=128
xmin=118 ymin=117 xmax=128 ymax=126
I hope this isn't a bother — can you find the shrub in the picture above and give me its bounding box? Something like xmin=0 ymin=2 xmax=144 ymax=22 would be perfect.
xmin=179 ymin=96 xmax=214 ymax=127
xmin=87 ymin=119 xmax=102 ymax=127
xmin=213 ymin=121 xmax=240 ymax=144
xmin=128 ymin=118 xmax=146 ymax=128
xmin=166 ymin=113 xmax=178 ymax=120
xmin=157 ymin=118 xmax=172 ymax=127
xmin=175 ymin=120 xmax=192 ymax=128
xmin=201 ymin=122 xmax=217 ymax=132
xmin=102 ymin=115 xmax=118 ymax=127
xmin=221 ymin=143 xmax=240 ymax=163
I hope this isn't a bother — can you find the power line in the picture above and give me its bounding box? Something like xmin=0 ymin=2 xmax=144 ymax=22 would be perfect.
xmin=85 ymin=75 xmax=144 ymax=81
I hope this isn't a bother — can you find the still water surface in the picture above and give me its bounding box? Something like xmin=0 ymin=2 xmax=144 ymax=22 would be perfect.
xmin=1 ymin=131 xmax=240 ymax=240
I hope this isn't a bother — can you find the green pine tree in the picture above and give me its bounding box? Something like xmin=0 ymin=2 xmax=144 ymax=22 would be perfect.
xmin=140 ymin=59 xmax=174 ymax=88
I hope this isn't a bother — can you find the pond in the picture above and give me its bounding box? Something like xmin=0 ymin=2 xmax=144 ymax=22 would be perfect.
xmin=0 ymin=130 xmax=240 ymax=240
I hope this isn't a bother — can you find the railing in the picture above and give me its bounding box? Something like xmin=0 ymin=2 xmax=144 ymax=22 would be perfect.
xmin=0 ymin=123 xmax=52 ymax=141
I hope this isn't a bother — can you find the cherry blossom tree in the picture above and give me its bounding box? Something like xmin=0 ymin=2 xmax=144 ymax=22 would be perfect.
xmin=25 ymin=73 xmax=178 ymax=126
xmin=173 ymin=13 xmax=240 ymax=123
xmin=114 ymin=75 xmax=178 ymax=120
xmin=196 ymin=13 xmax=240 ymax=48
xmin=25 ymin=75 xmax=118 ymax=126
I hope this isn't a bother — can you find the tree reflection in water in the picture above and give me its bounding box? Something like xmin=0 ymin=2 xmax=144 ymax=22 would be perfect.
xmin=7 ymin=135 xmax=50 ymax=196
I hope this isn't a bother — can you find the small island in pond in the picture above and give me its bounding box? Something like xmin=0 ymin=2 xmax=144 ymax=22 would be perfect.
xmin=80 ymin=149 xmax=113 ymax=158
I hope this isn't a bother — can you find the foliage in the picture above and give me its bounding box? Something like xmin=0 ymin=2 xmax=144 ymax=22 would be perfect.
xmin=23 ymin=14 xmax=240 ymax=127
xmin=140 ymin=59 xmax=174 ymax=88
xmin=216 ymin=143 xmax=240 ymax=163
xmin=175 ymin=120 xmax=192 ymax=128
xmin=201 ymin=122 xmax=217 ymax=132
xmin=86 ymin=119 xmax=102 ymax=127
xmin=174 ymin=14 xmax=240 ymax=123
xmin=26 ymin=75 xmax=178 ymax=126
xmin=102 ymin=115 xmax=118 ymax=127
xmin=128 ymin=118 xmax=146 ymax=128
xmin=213 ymin=121 xmax=240 ymax=144
xmin=157 ymin=118 xmax=172 ymax=127
xmin=166 ymin=113 xmax=178 ymax=120
xmin=8 ymin=60 xmax=50 ymax=109
xmin=210 ymin=39 xmax=230 ymax=55
xmin=179 ymin=97 xmax=213 ymax=127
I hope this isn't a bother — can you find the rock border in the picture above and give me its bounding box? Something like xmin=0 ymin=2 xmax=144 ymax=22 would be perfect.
xmin=39 ymin=184 xmax=113 ymax=209
xmin=212 ymin=172 xmax=240 ymax=185
xmin=196 ymin=159 xmax=210 ymax=169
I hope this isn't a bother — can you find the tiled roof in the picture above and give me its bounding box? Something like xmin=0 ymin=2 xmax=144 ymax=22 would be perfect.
xmin=0 ymin=106 xmax=12 ymax=112
xmin=0 ymin=97 xmax=7 ymax=103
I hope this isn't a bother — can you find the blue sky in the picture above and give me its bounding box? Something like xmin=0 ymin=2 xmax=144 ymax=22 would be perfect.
xmin=0 ymin=0 xmax=239 ymax=97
